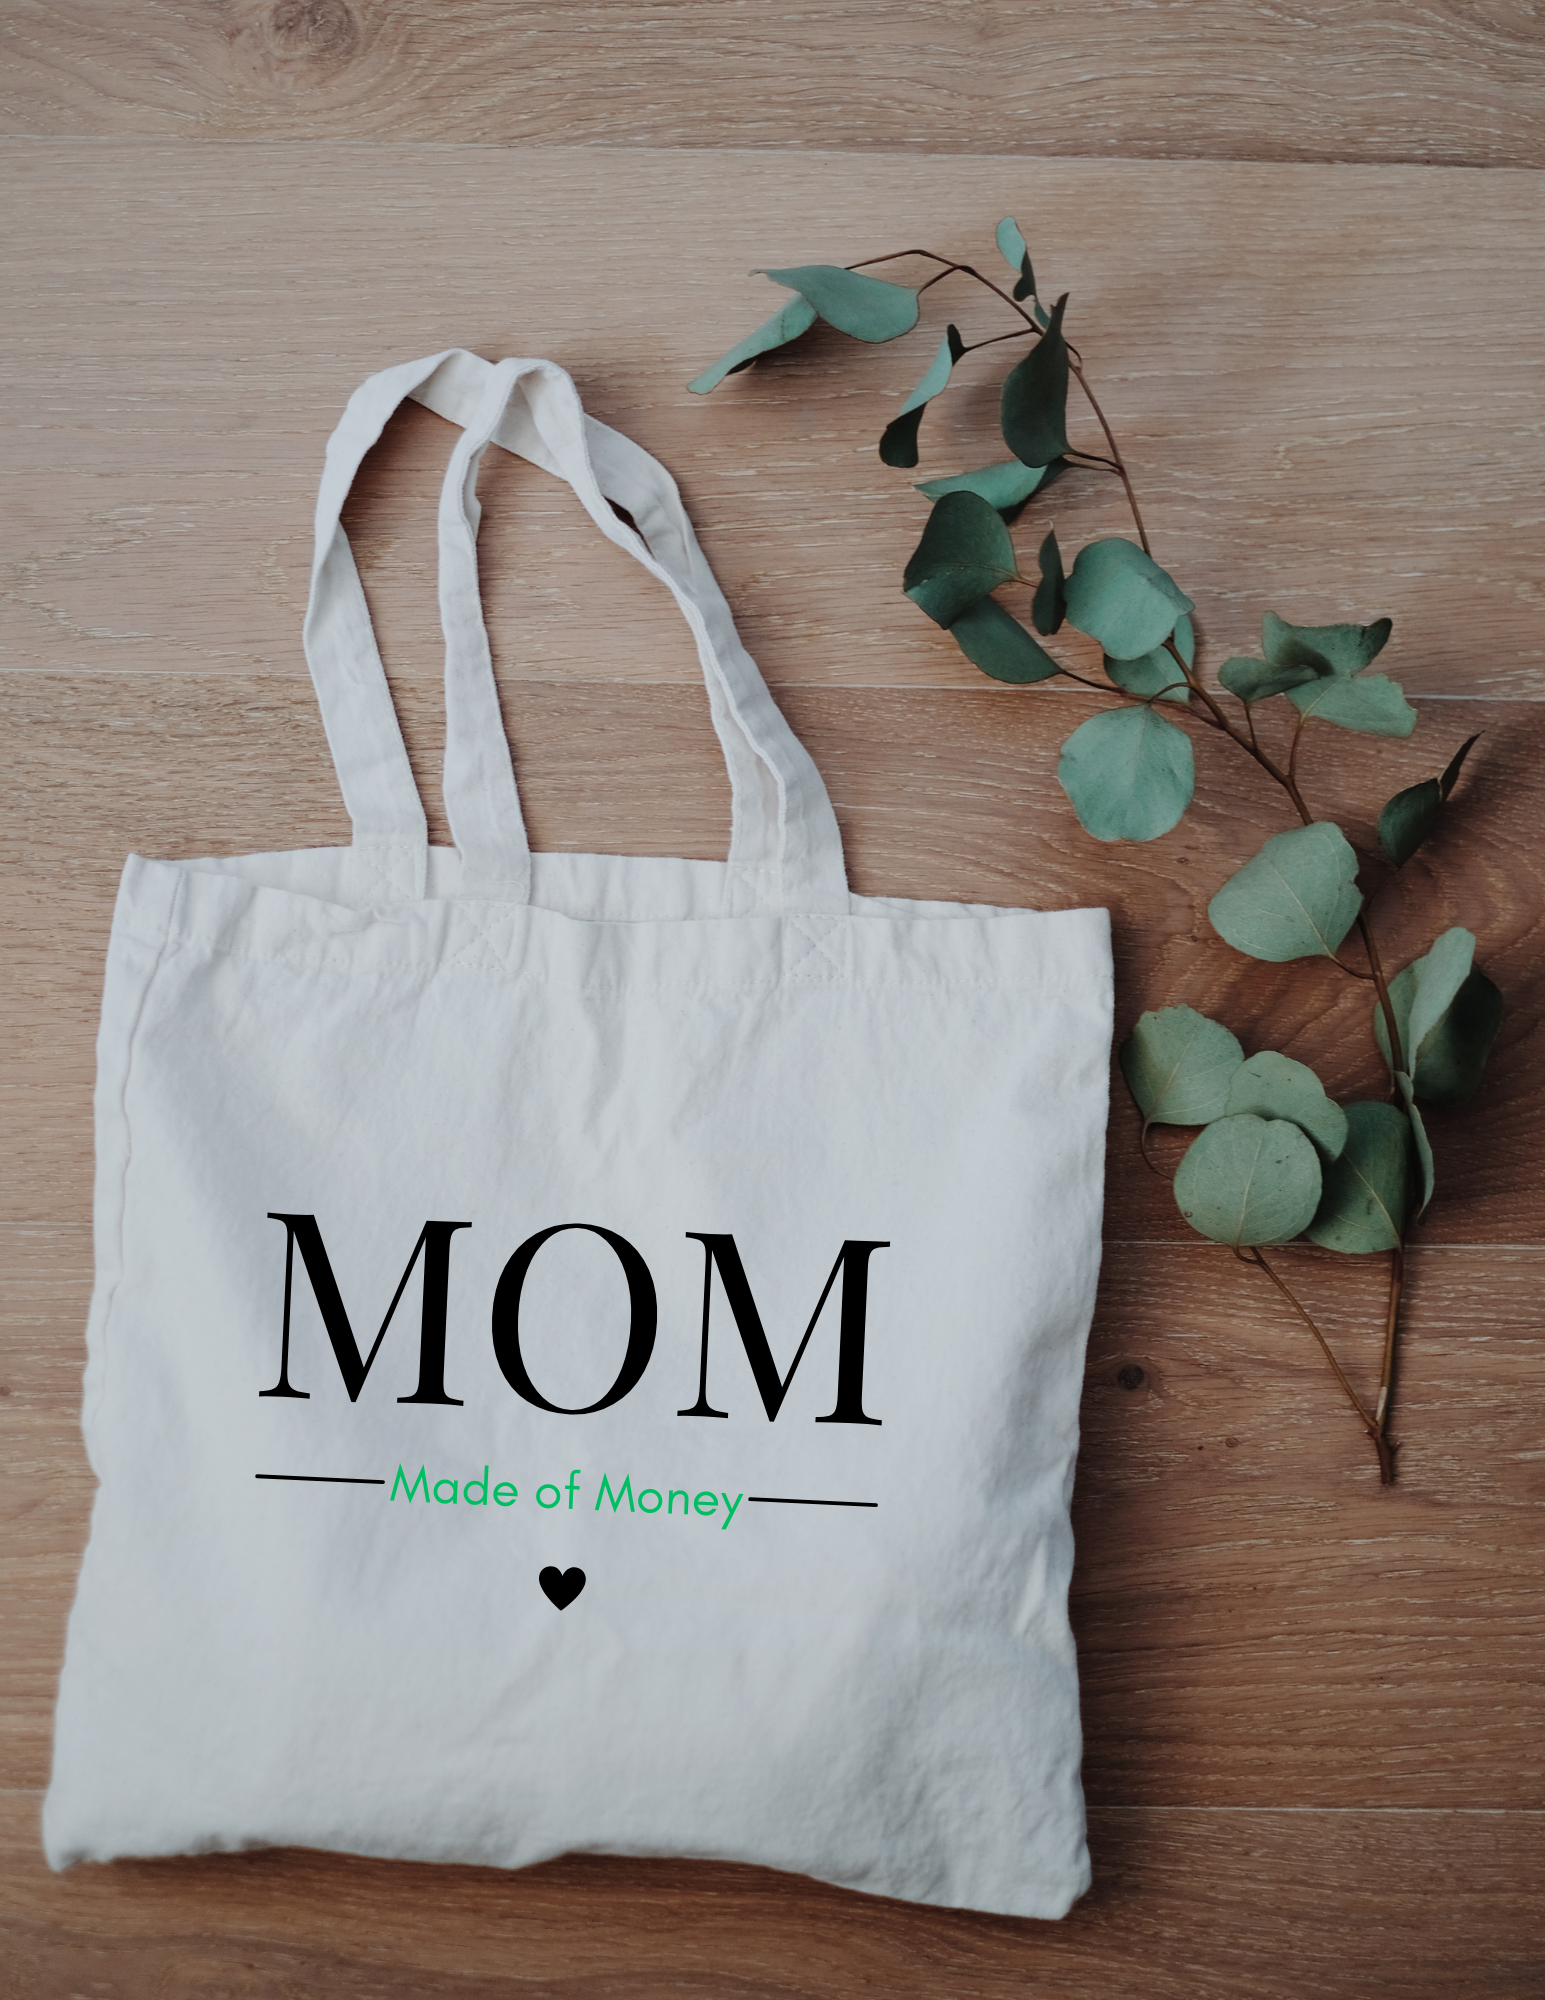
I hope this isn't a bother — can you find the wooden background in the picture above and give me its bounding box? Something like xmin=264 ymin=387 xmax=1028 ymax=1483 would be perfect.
xmin=2 ymin=8 xmax=1542 ymax=1997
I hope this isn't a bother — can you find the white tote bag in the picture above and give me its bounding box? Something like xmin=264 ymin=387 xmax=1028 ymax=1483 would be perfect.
xmin=46 ymin=350 xmax=1113 ymax=1919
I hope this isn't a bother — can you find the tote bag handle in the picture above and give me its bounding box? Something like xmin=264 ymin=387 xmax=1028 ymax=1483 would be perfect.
xmin=303 ymin=349 xmax=850 ymax=914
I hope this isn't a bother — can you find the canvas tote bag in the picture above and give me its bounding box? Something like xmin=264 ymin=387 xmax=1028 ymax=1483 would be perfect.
xmin=45 ymin=349 xmax=1113 ymax=1920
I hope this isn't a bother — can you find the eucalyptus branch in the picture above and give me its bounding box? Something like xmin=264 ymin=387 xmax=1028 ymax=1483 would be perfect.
xmin=694 ymin=219 xmax=1504 ymax=1486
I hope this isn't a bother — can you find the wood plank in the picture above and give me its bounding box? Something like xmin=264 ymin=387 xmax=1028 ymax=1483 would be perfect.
xmin=2 ymin=1 xmax=1543 ymax=169
xmin=0 ymin=1797 xmax=1541 ymax=2000
xmin=5 ymin=1228 xmax=1541 ymax=1810
xmin=4 ymin=676 xmax=1540 ymax=1241
xmin=2 ymin=145 xmax=1543 ymax=698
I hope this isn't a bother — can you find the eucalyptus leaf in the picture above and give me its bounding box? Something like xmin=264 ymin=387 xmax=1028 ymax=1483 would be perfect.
xmin=1033 ymin=529 xmax=1066 ymax=635
xmin=880 ymin=406 xmax=929 ymax=469
xmin=1224 ymin=1051 xmax=1348 ymax=1160
xmin=688 ymin=296 xmax=819 ymax=394
xmin=1397 ymin=1072 xmax=1436 ymax=1215
xmin=1119 ymin=1005 xmax=1245 ymax=1126
xmin=1440 ymin=732 xmax=1481 ymax=799
xmin=1374 ymin=928 xmax=1501 ymax=1101
xmin=1105 ymin=653 xmax=1190 ymax=702
xmin=1305 ymin=1101 xmax=1412 ymax=1253
xmin=880 ymin=328 xmax=961 ymax=468
xmin=1285 ymin=672 xmax=1417 ymax=738
xmin=1378 ymin=733 xmax=1483 ymax=867
xmin=1377 ymin=779 xmax=1442 ymax=868
xmin=948 ymin=596 xmax=1061 ymax=684
xmin=1208 ymin=822 xmax=1362 ymax=963
xmin=1397 ymin=968 xmax=1504 ymax=1106
xmin=1374 ymin=927 xmax=1474 ymax=1077
xmin=1000 ymin=293 xmax=1070 ymax=467
xmin=1058 ymin=705 xmax=1195 ymax=842
xmin=915 ymin=460 xmax=1051 ymax=511
xmin=1262 ymin=612 xmax=1393 ymax=677
xmin=761 ymin=265 xmax=919 ymax=342
xmin=1111 ymin=662 xmax=1184 ymax=707
xmin=1218 ymin=655 xmax=1320 ymax=705
xmin=902 ymin=490 xmax=1020 ymax=627
xmin=1064 ymin=538 xmax=1194 ymax=662
xmin=995 ymin=217 xmax=1037 ymax=299
xmin=1174 ymin=1115 xmax=1323 ymax=1247
xmin=1106 ymin=611 xmax=1194 ymax=702
xmin=1405 ymin=926 xmax=1475 ymax=1060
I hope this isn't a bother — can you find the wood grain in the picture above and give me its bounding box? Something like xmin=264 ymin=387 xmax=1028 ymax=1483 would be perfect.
xmin=2 ymin=1 xmax=1544 ymax=169
xmin=0 ymin=1796 xmax=1541 ymax=2000
xmin=2 ymin=146 xmax=1543 ymax=697
xmin=5 ymin=675 xmax=1540 ymax=1241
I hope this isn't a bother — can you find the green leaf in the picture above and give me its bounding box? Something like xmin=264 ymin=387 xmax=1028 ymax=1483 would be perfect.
xmin=1374 ymin=928 xmax=1501 ymax=1102
xmin=1033 ymin=529 xmax=1066 ymax=635
xmin=1377 ymin=779 xmax=1442 ymax=868
xmin=1119 ymin=1005 xmax=1245 ymax=1126
xmin=994 ymin=216 xmax=1037 ymax=300
xmin=1379 ymin=734 xmax=1482 ymax=867
xmin=1105 ymin=618 xmax=1194 ymax=703
xmin=688 ymin=296 xmax=819 ymax=394
xmin=1105 ymin=654 xmax=1190 ymax=703
xmin=1396 ymin=1072 xmax=1436 ymax=1215
xmin=1058 ymin=705 xmax=1195 ymax=842
xmin=1174 ymin=1115 xmax=1323 ymax=1247
xmin=948 ymin=596 xmax=1061 ymax=684
xmin=1305 ymin=1101 xmax=1412 ymax=1253
xmin=1440 ymin=732 xmax=1481 ymax=800
xmin=1285 ymin=672 xmax=1417 ymax=738
xmin=1064 ymin=538 xmax=1194 ymax=662
xmin=1112 ymin=612 xmax=1192 ymax=700
xmin=902 ymin=490 xmax=1019 ymax=627
xmin=1399 ymin=968 xmax=1504 ymax=1106
xmin=1218 ymin=654 xmax=1320 ymax=705
xmin=1374 ymin=926 xmax=1473 ymax=1077
xmin=1208 ymin=822 xmax=1362 ymax=963
xmin=915 ymin=460 xmax=1051 ymax=511
xmin=880 ymin=407 xmax=928 ymax=469
xmin=761 ymin=265 xmax=919 ymax=343
xmin=880 ymin=328 xmax=961 ymax=468
xmin=1224 ymin=1051 xmax=1348 ymax=1160
xmin=1000 ymin=294 xmax=1070 ymax=467
xmin=1262 ymin=612 xmax=1393 ymax=677
xmin=1407 ymin=926 xmax=1475 ymax=1057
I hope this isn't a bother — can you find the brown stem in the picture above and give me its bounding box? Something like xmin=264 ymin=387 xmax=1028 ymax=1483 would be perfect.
xmin=1288 ymin=709 xmax=1309 ymax=789
xmin=1242 ymin=1248 xmax=1393 ymax=1480
xmin=1375 ymin=1246 xmax=1405 ymax=1460
xmin=1358 ymin=912 xmax=1406 ymax=1080
xmin=957 ymin=328 xmax=1037 ymax=356
xmin=1138 ymin=1120 xmax=1172 ymax=1179
xmin=1068 ymin=361 xmax=1151 ymax=555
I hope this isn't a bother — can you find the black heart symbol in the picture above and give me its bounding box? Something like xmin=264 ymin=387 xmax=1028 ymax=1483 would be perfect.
xmin=539 ymin=1565 xmax=586 ymax=1610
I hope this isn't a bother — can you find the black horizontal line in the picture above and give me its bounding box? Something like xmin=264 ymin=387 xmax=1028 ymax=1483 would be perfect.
xmin=746 ymin=1496 xmax=878 ymax=1508
xmin=255 ymin=1473 xmax=386 ymax=1485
